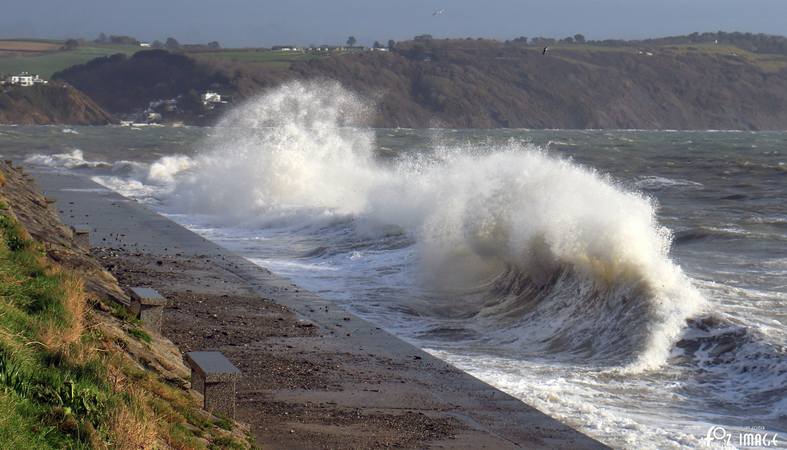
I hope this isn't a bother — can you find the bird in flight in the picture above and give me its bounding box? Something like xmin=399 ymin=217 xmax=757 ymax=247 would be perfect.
xmin=433 ymin=9 xmax=446 ymax=16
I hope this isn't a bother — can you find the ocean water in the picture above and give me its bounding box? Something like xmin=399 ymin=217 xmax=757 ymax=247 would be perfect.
xmin=2 ymin=82 xmax=785 ymax=449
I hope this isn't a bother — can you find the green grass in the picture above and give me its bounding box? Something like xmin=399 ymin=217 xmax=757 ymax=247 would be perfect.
xmin=109 ymin=302 xmax=139 ymax=324
xmin=0 ymin=211 xmax=110 ymax=448
xmin=127 ymin=327 xmax=151 ymax=344
xmin=0 ymin=391 xmax=64 ymax=449
xmin=0 ymin=179 xmax=254 ymax=449
xmin=213 ymin=415 xmax=233 ymax=431
xmin=0 ymin=44 xmax=141 ymax=78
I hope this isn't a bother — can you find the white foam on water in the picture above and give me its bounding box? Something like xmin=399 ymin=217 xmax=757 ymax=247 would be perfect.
xmin=25 ymin=149 xmax=110 ymax=169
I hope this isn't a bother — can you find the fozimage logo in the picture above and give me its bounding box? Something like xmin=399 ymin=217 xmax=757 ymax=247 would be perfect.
xmin=705 ymin=425 xmax=780 ymax=447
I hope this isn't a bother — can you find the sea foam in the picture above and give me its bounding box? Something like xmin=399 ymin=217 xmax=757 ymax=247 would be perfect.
xmin=166 ymin=80 xmax=706 ymax=371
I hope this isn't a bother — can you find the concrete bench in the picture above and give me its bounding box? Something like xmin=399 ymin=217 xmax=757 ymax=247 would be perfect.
xmin=129 ymin=287 xmax=168 ymax=332
xmin=71 ymin=225 xmax=91 ymax=249
xmin=184 ymin=351 xmax=241 ymax=418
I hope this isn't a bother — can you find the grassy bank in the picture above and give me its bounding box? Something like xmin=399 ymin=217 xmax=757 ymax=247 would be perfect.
xmin=0 ymin=169 xmax=252 ymax=449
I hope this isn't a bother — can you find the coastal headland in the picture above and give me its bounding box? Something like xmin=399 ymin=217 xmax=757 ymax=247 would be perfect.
xmin=5 ymin=32 xmax=787 ymax=129
xmin=31 ymin=169 xmax=609 ymax=448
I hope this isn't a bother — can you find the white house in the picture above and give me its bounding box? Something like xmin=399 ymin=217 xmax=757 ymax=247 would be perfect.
xmin=6 ymin=72 xmax=47 ymax=87
xmin=201 ymin=91 xmax=222 ymax=105
xmin=139 ymin=42 xmax=152 ymax=48
xmin=146 ymin=112 xmax=162 ymax=123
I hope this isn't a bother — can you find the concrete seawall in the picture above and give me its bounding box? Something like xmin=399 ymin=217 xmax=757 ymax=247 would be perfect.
xmin=34 ymin=169 xmax=608 ymax=449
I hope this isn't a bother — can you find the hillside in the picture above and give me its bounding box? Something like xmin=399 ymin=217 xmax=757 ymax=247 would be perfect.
xmin=0 ymin=83 xmax=115 ymax=125
xmin=50 ymin=36 xmax=787 ymax=129
xmin=0 ymin=162 xmax=253 ymax=448
xmin=53 ymin=50 xmax=253 ymax=125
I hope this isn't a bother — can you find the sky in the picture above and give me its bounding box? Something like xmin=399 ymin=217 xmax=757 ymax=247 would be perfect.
xmin=2 ymin=0 xmax=787 ymax=47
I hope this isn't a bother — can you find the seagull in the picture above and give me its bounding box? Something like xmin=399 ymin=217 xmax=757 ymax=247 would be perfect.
xmin=542 ymin=46 xmax=549 ymax=55
xmin=433 ymin=9 xmax=445 ymax=16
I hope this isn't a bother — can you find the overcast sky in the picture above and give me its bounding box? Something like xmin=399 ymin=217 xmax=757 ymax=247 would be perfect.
xmin=3 ymin=0 xmax=787 ymax=47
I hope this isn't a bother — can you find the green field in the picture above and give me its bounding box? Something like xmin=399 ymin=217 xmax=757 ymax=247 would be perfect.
xmin=0 ymin=43 xmax=141 ymax=78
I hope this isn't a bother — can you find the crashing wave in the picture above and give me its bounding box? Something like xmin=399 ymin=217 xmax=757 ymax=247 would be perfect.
xmin=164 ymin=80 xmax=706 ymax=371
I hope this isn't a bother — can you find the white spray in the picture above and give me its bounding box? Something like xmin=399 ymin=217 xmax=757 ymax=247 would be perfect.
xmin=163 ymin=80 xmax=705 ymax=370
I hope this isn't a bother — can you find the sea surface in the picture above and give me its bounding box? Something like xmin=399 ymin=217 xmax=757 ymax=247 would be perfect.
xmin=1 ymin=84 xmax=785 ymax=449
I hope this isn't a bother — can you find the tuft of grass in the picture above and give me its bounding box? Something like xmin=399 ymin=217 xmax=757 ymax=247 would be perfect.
xmin=214 ymin=415 xmax=233 ymax=431
xmin=105 ymin=386 xmax=158 ymax=449
xmin=127 ymin=327 xmax=151 ymax=344
xmin=0 ymin=214 xmax=32 ymax=252
xmin=209 ymin=434 xmax=245 ymax=450
xmin=109 ymin=302 xmax=138 ymax=323
xmin=39 ymin=273 xmax=86 ymax=354
xmin=168 ymin=422 xmax=204 ymax=450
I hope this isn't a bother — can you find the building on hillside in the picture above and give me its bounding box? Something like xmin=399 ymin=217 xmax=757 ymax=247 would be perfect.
xmin=201 ymin=92 xmax=222 ymax=106
xmin=146 ymin=112 xmax=162 ymax=124
xmin=139 ymin=42 xmax=152 ymax=48
xmin=5 ymin=72 xmax=47 ymax=87
xmin=315 ymin=45 xmax=342 ymax=52
xmin=271 ymin=45 xmax=300 ymax=52
xmin=312 ymin=45 xmax=367 ymax=53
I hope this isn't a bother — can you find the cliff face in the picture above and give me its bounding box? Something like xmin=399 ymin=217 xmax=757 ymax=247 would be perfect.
xmin=52 ymin=42 xmax=787 ymax=129
xmin=290 ymin=42 xmax=787 ymax=130
xmin=0 ymin=83 xmax=114 ymax=125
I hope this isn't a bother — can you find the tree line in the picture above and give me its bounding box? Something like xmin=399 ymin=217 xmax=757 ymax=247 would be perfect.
xmin=507 ymin=31 xmax=787 ymax=55
xmin=91 ymin=33 xmax=220 ymax=50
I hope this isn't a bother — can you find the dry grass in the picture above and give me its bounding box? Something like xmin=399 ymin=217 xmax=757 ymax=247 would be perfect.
xmin=100 ymin=354 xmax=162 ymax=449
xmin=0 ymin=179 xmax=253 ymax=449
xmin=107 ymin=391 xmax=159 ymax=450
xmin=39 ymin=272 xmax=87 ymax=353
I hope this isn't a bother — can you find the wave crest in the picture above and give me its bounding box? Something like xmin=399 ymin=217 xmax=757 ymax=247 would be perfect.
xmin=165 ymin=82 xmax=708 ymax=370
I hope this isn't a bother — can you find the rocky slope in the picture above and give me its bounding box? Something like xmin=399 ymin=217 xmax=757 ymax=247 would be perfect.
xmin=0 ymin=83 xmax=114 ymax=125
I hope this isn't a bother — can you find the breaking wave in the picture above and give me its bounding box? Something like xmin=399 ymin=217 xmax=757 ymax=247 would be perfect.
xmin=164 ymin=80 xmax=706 ymax=371
xmin=25 ymin=149 xmax=111 ymax=169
